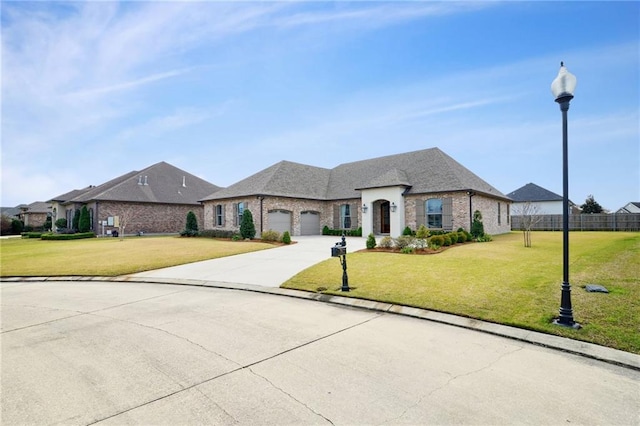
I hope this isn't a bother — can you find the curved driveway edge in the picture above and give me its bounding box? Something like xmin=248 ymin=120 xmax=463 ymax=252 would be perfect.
xmin=2 ymin=274 xmax=638 ymax=371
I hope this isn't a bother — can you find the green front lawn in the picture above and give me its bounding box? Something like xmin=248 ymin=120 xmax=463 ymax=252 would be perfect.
xmin=283 ymin=232 xmax=640 ymax=354
xmin=0 ymin=236 xmax=273 ymax=276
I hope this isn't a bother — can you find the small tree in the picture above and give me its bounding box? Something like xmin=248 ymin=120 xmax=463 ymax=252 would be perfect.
xmin=402 ymin=226 xmax=413 ymax=236
xmin=581 ymin=195 xmax=603 ymax=214
xmin=72 ymin=209 xmax=80 ymax=231
xmin=282 ymin=231 xmax=291 ymax=244
xmin=181 ymin=211 xmax=199 ymax=237
xmin=55 ymin=218 xmax=67 ymax=231
xmin=1 ymin=214 xmax=12 ymax=235
xmin=43 ymin=215 xmax=52 ymax=232
xmin=78 ymin=206 xmax=90 ymax=233
xmin=239 ymin=209 xmax=256 ymax=239
xmin=471 ymin=210 xmax=485 ymax=239
xmin=514 ymin=201 xmax=542 ymax=247
xmin=416 ymin=224 xmax=430 ymax=239
xmin=366 ymin=233 xmax=377 ymax=249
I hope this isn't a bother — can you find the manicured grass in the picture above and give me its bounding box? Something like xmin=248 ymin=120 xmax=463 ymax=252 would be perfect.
xmin=283 ymin=232 xmax=640 ymax=354
xmin=0 ymin=236 xmax=273 ymax=277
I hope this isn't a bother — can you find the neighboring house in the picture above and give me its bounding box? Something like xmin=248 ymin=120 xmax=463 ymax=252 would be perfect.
xmin=49 ymin=162 xmax=221 ymax=235
xmin=17 ymin=201 xmax=51 ymax=229
xmin=200 ymin=147 xmax=512 ymax=237
xmin=616 ymin=202 xmax=640 ymax=214
xmin=507 ymin=183 xmax=578 ymax=215
xmin=1 ymin=206 xmax=22 ymax=219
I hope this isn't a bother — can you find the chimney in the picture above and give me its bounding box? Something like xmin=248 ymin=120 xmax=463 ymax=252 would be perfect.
xmin=182 ymin=176 xmax=186 ymax=187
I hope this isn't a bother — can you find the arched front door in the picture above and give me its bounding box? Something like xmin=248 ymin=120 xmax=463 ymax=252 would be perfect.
xmin=380 ymin=201 xmax=390 ymax=234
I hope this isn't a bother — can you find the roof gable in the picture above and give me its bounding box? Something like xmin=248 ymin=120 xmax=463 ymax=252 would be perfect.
xmin=67 ymin=162 xmax=221 ymax=205
xmin=507 ymin=183 xmax=562 ymax=202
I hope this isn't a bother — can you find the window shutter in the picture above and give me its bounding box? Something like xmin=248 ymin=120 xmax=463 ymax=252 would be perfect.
xmin=333 ymin=205 xmax=340 ymax=228
xmin=351 ymin=203 xmax=358 ymax=229
xmin=221 ymin=205 xmax=225 ymax=227
xmin=233 ymin=203 xmax=238 ymax=226
xmin=415 ymin=199 xmax=425 ymax=226
xmin=443 ymin=198 xmax=453 ymax=230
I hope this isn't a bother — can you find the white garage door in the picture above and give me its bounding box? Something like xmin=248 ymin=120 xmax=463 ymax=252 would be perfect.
xmin=300 ymin=211 xmax=320 ymax=235
xmin=268 ymin=210 xmax=291 ymax=234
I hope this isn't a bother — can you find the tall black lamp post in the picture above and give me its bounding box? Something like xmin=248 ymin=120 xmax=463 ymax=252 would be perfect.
xmin=551 ymin=62 xmax=580 ymax=329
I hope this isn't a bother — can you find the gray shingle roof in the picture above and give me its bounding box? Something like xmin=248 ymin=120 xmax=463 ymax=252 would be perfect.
xmin=66 ymin=162 xmax=221 ymax=205
xmin=203 ymin=147 xmax=509 ymax=201
xmin=507 ymin=183 xmax=562 ymax=202
xmin=49 ymin=186 xmax=96 ymax=203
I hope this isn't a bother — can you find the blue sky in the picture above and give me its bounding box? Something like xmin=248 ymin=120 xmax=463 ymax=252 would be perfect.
xmin=2 ymin=1 xmax=638 ymax=212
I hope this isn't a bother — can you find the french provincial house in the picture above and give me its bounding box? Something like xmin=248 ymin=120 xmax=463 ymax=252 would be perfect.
xmin=49 ymin=162 xmax=221 ymax=235
xmin=200 ymin=147 xmax=512 ymax=237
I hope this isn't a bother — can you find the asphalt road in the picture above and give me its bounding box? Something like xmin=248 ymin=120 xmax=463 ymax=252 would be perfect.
xmin=2 ymin=280 xmax=638 ymax=425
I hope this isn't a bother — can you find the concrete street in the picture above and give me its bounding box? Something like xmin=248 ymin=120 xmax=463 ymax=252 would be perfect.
xmin=2 ymin=280 xmax=639 ymax=425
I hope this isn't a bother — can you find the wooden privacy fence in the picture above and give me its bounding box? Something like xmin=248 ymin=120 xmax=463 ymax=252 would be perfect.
xmin=511 ymin=213 xmax=640 ymax=231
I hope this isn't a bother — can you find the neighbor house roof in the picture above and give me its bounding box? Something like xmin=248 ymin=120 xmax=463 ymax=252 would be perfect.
xmin=63 ymin=162 xmax=222 ymax=205
xmin=507 ymin=183 xmax=563 ymax=202
xmin=202 ymin=147 xmax=510 ymax=202
xmin=20 ymin=201 xmax=50 ymax=214
xmin=617 ymin=202 xmax=640 ymax=213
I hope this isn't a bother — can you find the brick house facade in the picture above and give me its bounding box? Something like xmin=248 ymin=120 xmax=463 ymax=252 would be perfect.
xmin=201 ymin=148 xmax=512 ymax=237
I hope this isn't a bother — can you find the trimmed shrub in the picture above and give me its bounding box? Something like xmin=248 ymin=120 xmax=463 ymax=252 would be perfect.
xmin=449 ymin=232 xmax=459 ymax=244
xmin=402 ymin=226 xmax=413 ymax=236
xmin=457 ymin=232 xmax=467 ymax=243
xmin=366 ymin=233 xmax=377 ymax=249
xmin=55 ymin=218 xmax=67 ymax=231
xmin=199 ymin=229 xmax=235 ymax=239
xmin=394 ymin=235 xmax=415 ymax=249
xmin=471 ymin=210 xmax=485 ymax=239
xmin=72 ymin=209 xmax=80 ymax=231
xmin=11 ymin=219 xmax=24 ymax=234
xmin=443 ymin=234 xmax=452 ymax=246
xmin=240 ymin=209 xmax=256 ymax=239
xmin=41 ymin=232 xmax=96 ymax=240
xmin=379 ymin=236 xmax=393 ymax=248
xmin=416 ymin=224 xmax=430 ymax=239
xmin=430 ymin=235 xmax=444 ymax=248
xmin=261 ymin=230 xmax=280 ymax=242
xmin=322 ymin=225 xmax=330 ymax=235
xmin=21 ymin=232 xmax=43 ymax=239
xmin=232 ymin=233 xmax=242 ymax=241
xmin=477 ymin=234 xmax=493 ymax=242
xmin=79 ymin=206 xmax=90 ymax=233
xmin=282 ymin=231 xmax=291 ymax=244
xmin=401 ymin=246 xmax=414 ymax=254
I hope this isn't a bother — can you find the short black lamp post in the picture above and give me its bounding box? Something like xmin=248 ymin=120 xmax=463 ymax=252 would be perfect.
xmin=331 ymin=234 xmax=349 ymax=292
xmin=551 ymin=62 xmax=580 ymax=329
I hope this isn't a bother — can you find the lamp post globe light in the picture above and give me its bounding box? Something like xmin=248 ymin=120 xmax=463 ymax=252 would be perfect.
xmin=551 ymin=62 xmax=580 ymax=329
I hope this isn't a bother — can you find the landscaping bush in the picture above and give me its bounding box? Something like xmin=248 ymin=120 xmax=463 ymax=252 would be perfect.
xmin=366 ymin=233 xmax=377 ymax=250
xmin=199 ymin=229 xmax=236 ymax=239
xmin=41 ymin=232 xmax=96 ymax=240
xmin=180 ymin=211 xmax=199 ymax=237
xmin=261 ymin=230 xmax=280 ymax=242
xmin=322 ymin=227 xmax=362 ymax=237
xmin=416 ymin=224 xmax=430 ymax=239
xmin=394 ymin=235 xmax=415 ymax=250
xmin=442 ymin=234 xmax=452 ymax=246
xmin=449 ymin=232 xmax=459 ymax=244
xmin=430 ymin=235 xmax=444 ymax=248
xmin=55 ymin=218 xmax=67 ymax=229
xmin=322 ymin=225 xmax=330 ymax=235
xmin=240 ymin=210 xmax=256 ymax=239
xmin=402 ymin=226 xmax=413 ymax=236
xmin=282 ymin=231 xmax=291 ymax=244
xmin=11 ymin=219 xmax=23 ymax=235
xmin=471 ymin=210 xmax=485 ymax=239
xmin=79 ymin=206 xmax=91 ymax=233
xmin=21 ymin=232 xmax=43 ymax=239
xmin=401 ymin=246 xmax=414 ymax=254
xmin=476 ymin=234 xmax=493 ymax=242
xmin=72 ymin=209 xmax=80 ymax=232
xmin=379 ymin=236 xmax=393 ymax=248
xmin=457 ymin=232 xmax=467 ymax=243
xmin=232 ymin=233 xmax=242 ymax=241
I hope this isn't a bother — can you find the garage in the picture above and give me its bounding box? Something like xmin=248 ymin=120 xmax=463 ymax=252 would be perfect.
xmin=300 ymin=211 xmax=321 ymax=235
xmin=267 ymin=210 xmax=291 ymax=234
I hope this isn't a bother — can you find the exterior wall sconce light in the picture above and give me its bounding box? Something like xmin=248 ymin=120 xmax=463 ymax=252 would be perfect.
xmin=362 ymin=203 xmax=368 ymax=213
xmin=390 ymin=202 xmax=397 ymax=212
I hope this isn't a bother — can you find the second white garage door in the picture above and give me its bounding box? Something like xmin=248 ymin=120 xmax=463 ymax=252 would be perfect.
xmin=267 ymin=210 xmax=291 ymax=234
xmin=300 ymin=211 xmax=320 ymax=235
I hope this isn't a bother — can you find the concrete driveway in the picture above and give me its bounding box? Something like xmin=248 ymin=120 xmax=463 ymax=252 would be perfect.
xmin=2 ymin=280 xmax=639 ymax=425
xmin=130 ymin=235 xmax=367 ymax=287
